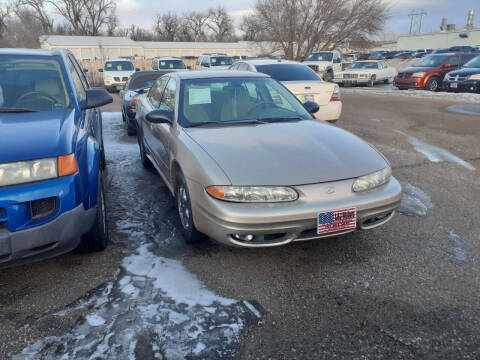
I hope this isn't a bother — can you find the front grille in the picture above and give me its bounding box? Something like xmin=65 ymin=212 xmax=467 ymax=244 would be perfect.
xmin=343 ymin=73 xmax=358 ymax=79
xmin=397 ymin=72 xmax=413 ymax=79
xmin=448 ymin=75 xmax=467 ymax=81
xmin=122 ymin=76 xmax=129 ymax=81
xmin=30 ymin=197 xmax=57 ymax=220
xmin=114 ymin=77 xmax=121 ymax=82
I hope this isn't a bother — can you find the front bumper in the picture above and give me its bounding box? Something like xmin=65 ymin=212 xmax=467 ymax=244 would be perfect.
xmin=394 ymin=77 xmax=426 ymax=89
xmin=0 ymin=203 xmax=96 ymax=268
xmin=334 ymin=78 xmax=371 ymax=85
xmin=443 ymin=79 xmax=480 ymax=93
xmin=189 ymin=177 xmax=402 ymax=248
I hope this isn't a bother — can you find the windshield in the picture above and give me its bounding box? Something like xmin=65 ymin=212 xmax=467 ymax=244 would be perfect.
xmin=255 ymin=64 xmax=320 ymax=81
xmin=157 ymin=59 xmax=186 ymax=69
xmin=179 ymin=77 xmax=312 ymax=127
xmin=348 ymin=62 xmax=379 ymax=69
xmin=306 ymin=53 xmax=333 ymax=61
xmin=0 ymin=55 xmax=71 ymax=112
xmin=104 ymin=61 xmax=134 ymax=71
xmin=414 ymin=55 xmax=448 ymax=67
xmin=463 ymin=56 xmax=480 ymax=68
xmin=211 ymin=57 xmax=234 ymax=66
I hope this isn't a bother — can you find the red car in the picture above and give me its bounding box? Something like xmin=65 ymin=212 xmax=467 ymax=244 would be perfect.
xmin=395 ymin=53 xmax=476 ymax=91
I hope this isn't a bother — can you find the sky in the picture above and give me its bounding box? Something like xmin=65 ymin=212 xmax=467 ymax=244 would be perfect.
xmin=115 ymin=0 xmax=480 ymax=36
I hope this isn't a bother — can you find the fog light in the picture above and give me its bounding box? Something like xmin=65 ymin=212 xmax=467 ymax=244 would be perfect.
xmin=233 ymin=234 xmax=255 ymax=241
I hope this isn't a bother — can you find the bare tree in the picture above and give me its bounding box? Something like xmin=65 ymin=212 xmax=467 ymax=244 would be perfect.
xmin=47 ymin=0 xmax=86 ymax=35
xmin=0 ymin=1 xmax=9 ymax=39
xmin=244 ymin=0 xmax=388 ymax=59
xmin=128 ymin=24 xmax=154 ymax=41
xmin=207 ymin=6 xmax=235 ymax=42
xmin=83 ymin=0 xmax=116 ymax=36
xmin=13 ymin=0 xmax=53 ymax=33
xmin=184 ymin=11 xmax=210 ymax=42
xmin=153 ymin=12 xmax=181 ymax=41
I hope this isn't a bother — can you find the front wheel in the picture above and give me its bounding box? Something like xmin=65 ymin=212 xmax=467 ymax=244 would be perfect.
xmin=426 ymin=77 xmax=440 ymax=92
xmin=138 ymin=131 xmax=152 ymax=168
xmin=176 ymin=173 xmax=205 ymax=244
xmin=78 ymin=173 xmax=109 ymax=252
xmin=368 ymin=76 xmax=376 ymax=87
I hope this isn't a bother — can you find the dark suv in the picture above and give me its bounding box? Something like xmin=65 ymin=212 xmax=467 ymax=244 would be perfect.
xmin=443 ymin=55 xmax=480 ymax=93
xmin=394 ymin=53 xmax=477 ymax=91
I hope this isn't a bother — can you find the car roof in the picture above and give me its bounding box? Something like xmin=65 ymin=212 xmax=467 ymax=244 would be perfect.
xmin=106 ymin=58 xmax=133 ymax=62
xmin=0 ymin=48 xmax=70 ymax=57
xmin=241 ymin=59 xmax=302 ymax=66
xmin=155 ymin=57 xmax=182 ymax=60
xmin=130 ymin=70 xmax=171 ymax=78
xmin=171 ymin=71 xmax=269 ymax=80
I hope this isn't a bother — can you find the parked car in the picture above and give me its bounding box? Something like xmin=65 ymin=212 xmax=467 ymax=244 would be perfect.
xmin=431 ymin=48 xmax=450 ymax=54
xmin=412 ymin=51 xmax=427 ymax=58
xmin=152 ymin=57 xmax=188 ymax=71
xmin=99 ymin=58 xmax=139 ymax=92
xmin=230 ymin=59 xmax=341 ymax=122
xmin=120 ymin=70 xmax=172 ymax=135
xmin=394 ymin=53 xmax=477 ymax=91
xmin=195 ymin=54 xmax=234 ymax=70
xmin=443 ymin=55 xmax=480 ymax=93
xmin=302 ymin=50 xmax=344 ymax=81
xmin=382 ymin=51 xmax=399 ymax=59
xmin=334 ymin=60 xmax=397 ymax=87
xmin=134 ymin=71 xmax=402 ymax=247
xmin=0 ymin=49 xmax=113 ymax=268
xmin=233 ymin=55 xmax=249 ymax=61
xmin=368 ymin=52 xmax=386 ymax=60
xmin=357 ymin=53 xmax=371 ymax=60
xmin=394 ymin=52 xmax=413 ymax=59
xmin=448 ymin=46 xmax=477 ymax=53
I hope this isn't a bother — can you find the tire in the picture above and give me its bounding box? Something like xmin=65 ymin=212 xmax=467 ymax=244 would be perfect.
xmin=100 ymin=144 xmax=106 ymax=171
xmin=122 ymin=111 xmax=126 ymax=123
xmin=127 ymin=118 xmax=137 ymax=136
xmin=426 ymin=77 xmax=440 ymax=92
xmin=368 ymin=75 xmax=376 ymax=87
xmin=176 ymin=173 xmax=205 ymax=244
xmin=384 ymin=77 xmax=391 ymax=84
xmin=138 ymin=131 xmax=152 ymax=168
xmin=78 ymin=173 xmax=109 ymax=253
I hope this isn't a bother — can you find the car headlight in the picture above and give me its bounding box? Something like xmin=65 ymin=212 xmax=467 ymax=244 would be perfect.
xmin=0 ymin=155 xmax=78 ymax=187
xmin=468 ymin=74 xmax=480 ymax=80
xmin=352 ymin=167 xmax=392 ymax=192
xmin=412 ymin=72 xmax=426 ymax=78
xmin=206 ymin=186 xmax=298 ymax=203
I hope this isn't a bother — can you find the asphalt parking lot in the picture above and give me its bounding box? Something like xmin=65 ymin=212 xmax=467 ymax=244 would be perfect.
xmin=1 ymin=91 xmax=480 ymax=359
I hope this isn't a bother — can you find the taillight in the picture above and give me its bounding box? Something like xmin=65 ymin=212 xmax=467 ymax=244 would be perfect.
xmin=330 ymin=85 xmax=341 ymax=102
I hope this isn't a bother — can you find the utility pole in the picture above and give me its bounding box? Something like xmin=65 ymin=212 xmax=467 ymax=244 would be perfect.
xmin=408 ymin=10 xmax=427 ymax=34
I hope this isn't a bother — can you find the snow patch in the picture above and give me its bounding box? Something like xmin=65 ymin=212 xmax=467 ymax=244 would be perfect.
xmin=86 ymin=314 xmax=106 ymax=327
xmin=448 ymin=233 xmax=471 ymax=265
xmin=398 ymin=182 xmax=434 ymax=217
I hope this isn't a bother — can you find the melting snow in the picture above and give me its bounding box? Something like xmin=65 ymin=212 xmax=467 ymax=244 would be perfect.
xmin=448 ymin=233 xmax=471 ymax=265
xmin=395 ymin=130 xmax=475 ymax=171
xmin=398 ymin=182 xmax=434 ymax=217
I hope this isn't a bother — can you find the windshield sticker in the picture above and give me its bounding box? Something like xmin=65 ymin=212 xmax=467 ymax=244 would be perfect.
xmin=189 ymin=87 xmax=212 ymax=105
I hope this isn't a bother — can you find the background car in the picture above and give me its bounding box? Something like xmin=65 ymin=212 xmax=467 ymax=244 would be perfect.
xmin=368 ymin=52 xmax=386 ymax=60
xmin=443 ymin=55 xmax=480 ymax=93
xmin=151 ymin=57 xmax=188 ymax=71
xmin=394 ymin=52 xmax=413 ymax=59
xmin=0 ymin=49 xmax=112 ymax=268
xmin=134 ymin=71 xmax=402 ymax=247
xmin=395 ymin=53 xmax=477 ymax=91
xmin=120 ymin=70 xmax=172 ymax=135
xmin=195 ymin=54 xmax=234 ymax=70
xmin=334 ymin=60 xmax=397 ymax=87
xmin=412 ymin=51 xmax=427 ymax=58
xmin=302 ymin=51 xmax=344 ymax=81
xmin=431 ymin=48 xmax=450 ymax=54
xmin=230 ymin=59 xmax=342 ymax=122
xmin=99 ymin=58 xmax=139 ymax=92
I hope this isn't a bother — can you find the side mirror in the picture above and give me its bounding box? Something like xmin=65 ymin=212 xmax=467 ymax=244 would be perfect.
xmin=98 ymin=69 xmax=103 ymax=73
xmin=303 ymin=101 xmax=320 ymax=114
xmin=83 ymin=68 xmax=88 ymax=73
xmin=136 ymin=68 xmax=140 ymax=71
xmin=82 ymin=89 xmax=113 ymax=110
xmin=146 ymin=109 xmax=173 ymax=124
xmin=443 ymin=63 xmax=452 ymax=68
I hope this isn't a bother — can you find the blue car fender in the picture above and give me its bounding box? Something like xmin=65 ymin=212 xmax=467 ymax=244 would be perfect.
xmin=85 ymin=136 xmax=100 ymax=210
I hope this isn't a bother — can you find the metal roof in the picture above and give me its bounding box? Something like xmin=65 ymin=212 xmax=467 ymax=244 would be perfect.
xmin=138 ymin=41 xmax=251 ymax=50
xmin=41 ymin=35 xmax=141 ymax=47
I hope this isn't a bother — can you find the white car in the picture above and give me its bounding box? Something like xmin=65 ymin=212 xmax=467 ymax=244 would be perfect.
xmin=195 ymin=54 xmax=235 ymax=71
xmin=334 ymin=60 xmax=397 ymax=87
xmin=99 ymin=59 xmax=138 ymax=91
xmin=302 ymin=51 xmax=344 ymax=81
xmin=230 ymin=59 xmax=342 ymax=123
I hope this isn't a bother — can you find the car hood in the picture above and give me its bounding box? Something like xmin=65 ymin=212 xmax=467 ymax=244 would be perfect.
xmin=184 ymin=121 xmax=388 ymax=186
xmin=447 ymin=67 xmax=480 ymax=76
xmin=209 ymin=66 xmax=232 ymax=70
xmin=400 ymin=66 xmax=435 ymax=73
xmin=104 ymin=70 xmax=135 ymax=77
xmin=0 ymin=109 xmax=76 ymax=163
xmin=302 ymin=61 xmax=332 ymax=68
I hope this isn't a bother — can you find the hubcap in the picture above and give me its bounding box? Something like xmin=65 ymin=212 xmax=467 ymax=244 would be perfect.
xmin=430 ymin=80 xmax=438 ymax=91
xmin=178 ymin=186 xmax=190 ymax=230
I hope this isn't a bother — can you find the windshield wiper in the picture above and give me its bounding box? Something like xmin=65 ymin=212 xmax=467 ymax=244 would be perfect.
xmin=186 ymin=120 xmax=265 ymax=128
xmin=256 ymin=117 xmax=304 ymax=123
xmin=0 ymin=108 xmax=39 ymax=113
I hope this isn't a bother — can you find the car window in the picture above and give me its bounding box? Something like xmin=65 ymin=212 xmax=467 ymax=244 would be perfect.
xmin=307 ymin=52 xmax=333 ymax=61
xmin=463 ymin=55 xmax=480 ymax=68
xmin=449 ymin=56 xmax=460 ymax=66
xmin=255 ymin=64 xmax=320 ymax=81
xmin=197 ymin=56 xmax=203 ymax=65
xmin=67 ymin=58 xmax=86 ymax=102
xmin=148 ymin=77 xmax=168 ymax=108
xmin=104 ymin=61 xmax=134 ymax=71
xmin=179 ymin=77 xmax=311 ymax=127
xmin=414 ymin=55 xmax=449 ymax=67
xmin=69 ymin=55 xmax=89 ymax=89
xmin=461 ymin=55 xmax=476 ymax=65
xmin=160 ymin=78 xmax=177 ymax=112
xmin=157 ymin=59 xmax=186 ymax=70
xmin=238 ymin=63 xmax=249 ymax=71
xmin=211 ymin=56 xmax=234 ymax=67
xmin=201 ymin=57 xmax=210 ymax=66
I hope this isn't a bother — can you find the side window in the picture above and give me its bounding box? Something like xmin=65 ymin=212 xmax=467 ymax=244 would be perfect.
xmin=239 ymin=63 xmax=250 ymax=71
xmin=69 ymin=55 xmax=90 ymax=89
xmin=67 ymin=58 xmax=86 ymax=102
xmin=160 ymin=78 xmax=177 ymax=112
xmin=202 ymin=57 xmax=210 ymax=66
xmin=148 ymin=77 xmax=168 ymax=108
xmin=449 ymin=56 xmax=460 ymax=66
xmin=197 ymin=56 xmax=203 ymax=66
xmin=461 ymin=55 xmax=475 ymax=65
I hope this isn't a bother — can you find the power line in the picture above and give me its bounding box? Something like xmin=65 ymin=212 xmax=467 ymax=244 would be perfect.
xmin=408 ymin=9 xmax=427 ymax=34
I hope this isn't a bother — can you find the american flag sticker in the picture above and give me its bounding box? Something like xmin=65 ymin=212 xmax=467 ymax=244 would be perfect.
xmin=317 ymin=208 xmax=357 ymax=235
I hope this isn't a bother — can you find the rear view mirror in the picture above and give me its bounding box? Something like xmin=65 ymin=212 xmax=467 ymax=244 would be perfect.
xmin=303 ymin=101 xmax=320 ymax=114
xmin=146 ymin=109 xmax=173 ymax=124
xmin=443 ymin=63 xmax=452 ymax=68
xmin=82 ymin=89 xmax=113 ymax=110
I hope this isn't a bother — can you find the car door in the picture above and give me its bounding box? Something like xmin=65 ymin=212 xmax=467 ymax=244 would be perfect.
xmin=150 ymin=77 xmax=177 ymax=176
xmin=142 ymin=77 xmax=169 ymax=164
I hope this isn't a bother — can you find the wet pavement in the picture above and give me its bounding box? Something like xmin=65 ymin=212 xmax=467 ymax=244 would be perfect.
xmin=1 ymin=93 xmax=480 ymax=359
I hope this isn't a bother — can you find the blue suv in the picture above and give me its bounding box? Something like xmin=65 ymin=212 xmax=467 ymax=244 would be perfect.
xmin=0 ymin=49 xmax=112 ymax=268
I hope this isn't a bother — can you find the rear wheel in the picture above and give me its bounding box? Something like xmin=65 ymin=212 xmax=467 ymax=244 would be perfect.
xmin=368 ymin=75 xmax=376 ymax=87
xmin=426 ymin=77 xmax=440 ymax=92
xmin=176 ymin=173 xmax=204 ymax=244
xmin=127 ymin=119 xmax=137 ymax=136
xmin=78 ymin=173 xmax=109 ymax=252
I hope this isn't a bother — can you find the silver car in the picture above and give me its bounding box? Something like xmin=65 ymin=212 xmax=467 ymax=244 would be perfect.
xmin=135 ymin=71 xmax=402 ymax=248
